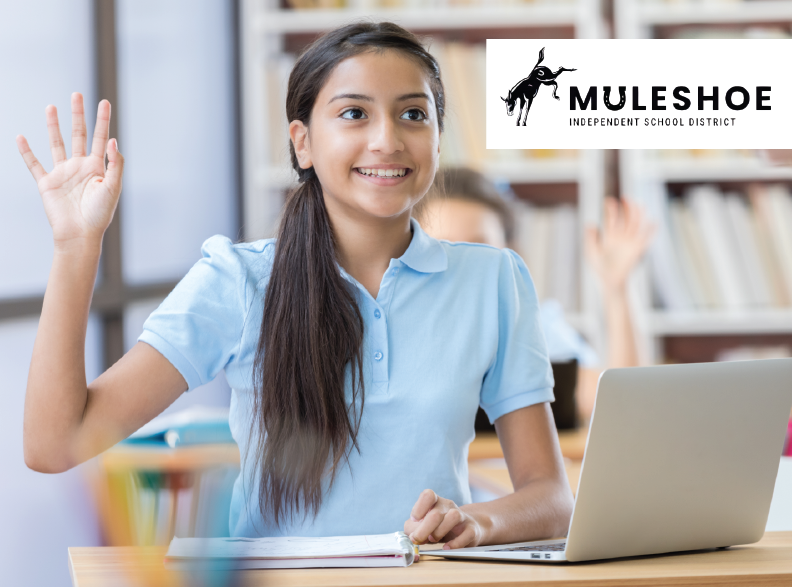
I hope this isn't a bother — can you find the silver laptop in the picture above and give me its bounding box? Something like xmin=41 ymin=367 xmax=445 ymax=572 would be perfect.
xmin=425 ymin=358 xmax=792 ymax=563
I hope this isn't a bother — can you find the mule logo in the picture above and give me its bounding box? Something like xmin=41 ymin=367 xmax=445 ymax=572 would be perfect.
xmin=501 ymin=47 xmax=576 ymax=126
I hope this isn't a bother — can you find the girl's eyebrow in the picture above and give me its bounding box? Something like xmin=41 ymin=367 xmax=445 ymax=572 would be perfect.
xmin=328 ymin=92 xmax=431 ymax=104
xmin=396 ymin=92 xmax=430 ymax=102
xmin=329 ymin=93 xmax=372 ymax=104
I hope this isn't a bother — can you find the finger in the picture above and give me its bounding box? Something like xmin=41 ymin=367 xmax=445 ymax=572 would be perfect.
xmin=46 ymin=105 xmax=67 ymax=165
xmin=603 ymin=196 xmax=619 ymax=235
xmin=622 ymin=198 xmax=640 ymax=236
xmin=16 ymin=135 xmax=47 ymax=183
xmin=104 ymin=138 xmax=124 ymax=194
xmin=90 ymin=100 xmax=111 ymax=160
xmin=428 ymin=507 xmax=463 ymax=543
xmin=443 ymin=525 xmax=477 ymax=550
xmin=410 ymin=507 xmax=445 ymax=545
xmin=71 ymin=92 xmax=87 ymax=157
xmin=410 ymin=489 xmax=439 ymax=523
xmin=404 ymin=518 xmax=421 ymax=537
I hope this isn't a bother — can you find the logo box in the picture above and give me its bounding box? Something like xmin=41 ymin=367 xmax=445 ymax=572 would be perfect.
xmin=486 ymin=40 xmax=792 ymax=149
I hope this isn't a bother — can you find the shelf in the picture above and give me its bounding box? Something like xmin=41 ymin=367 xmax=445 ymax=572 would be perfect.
xmin=253 ymin=4 xmax=581 ymax=34
xmin=636 ymin=0 xmax=792 ymax=26
xmin=645 ymin=157 xmax=792 ymax=182
xmin=649 ymin=309 xmax=792 ymax=336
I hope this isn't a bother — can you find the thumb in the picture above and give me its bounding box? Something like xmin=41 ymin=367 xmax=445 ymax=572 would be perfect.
xmin=105 ymin=138 xmax=124 ymax=195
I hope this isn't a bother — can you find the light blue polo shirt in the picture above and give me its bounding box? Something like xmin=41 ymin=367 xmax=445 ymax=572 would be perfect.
xmin=139 ymin=218 xmax=554 ymax=538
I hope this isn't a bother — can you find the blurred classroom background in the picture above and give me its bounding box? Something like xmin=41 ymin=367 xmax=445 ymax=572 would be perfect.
xmin=3 ymin=0 xmax=792 ymax=585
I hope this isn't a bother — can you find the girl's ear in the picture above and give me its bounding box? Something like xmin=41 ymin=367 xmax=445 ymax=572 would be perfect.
xmin=289 ymin=119 xmax=313 ymax=169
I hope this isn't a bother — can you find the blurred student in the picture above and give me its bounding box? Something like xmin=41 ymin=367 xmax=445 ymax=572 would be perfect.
xmin=415 ymin=168 xmax=655 ymax=420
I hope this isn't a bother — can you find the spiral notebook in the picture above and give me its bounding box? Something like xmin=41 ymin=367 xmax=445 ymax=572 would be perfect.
xmin=164 ymin=531 xmax=418 ymax=570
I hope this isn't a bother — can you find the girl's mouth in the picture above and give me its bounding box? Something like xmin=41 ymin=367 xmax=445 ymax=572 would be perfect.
xmin=354 ymin=167 xmax=412 ymax=184
xmin=356 ymin=167 xmax=409 ymax=178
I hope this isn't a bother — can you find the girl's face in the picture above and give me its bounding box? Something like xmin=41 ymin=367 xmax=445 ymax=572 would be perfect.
xmin=290 ymin=50 xmax=441 ymax=223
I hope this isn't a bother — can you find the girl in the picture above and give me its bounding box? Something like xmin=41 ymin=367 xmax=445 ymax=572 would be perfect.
xmin=17 ymin=22 xmax=573 ymax=548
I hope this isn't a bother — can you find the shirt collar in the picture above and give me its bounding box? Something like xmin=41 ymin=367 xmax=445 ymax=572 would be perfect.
xmin=399 ymin=217 xmax=448 ymax=274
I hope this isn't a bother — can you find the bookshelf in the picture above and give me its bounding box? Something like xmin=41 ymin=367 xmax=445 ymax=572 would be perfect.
xmin=239 ymin=0 xmax=608 ymax=348
xmin=615 ymin=0 xmax=792 ymax=364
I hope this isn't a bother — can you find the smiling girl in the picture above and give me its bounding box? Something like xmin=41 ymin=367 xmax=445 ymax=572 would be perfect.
xmin=18 ymin=22 xmax=573 ymax=548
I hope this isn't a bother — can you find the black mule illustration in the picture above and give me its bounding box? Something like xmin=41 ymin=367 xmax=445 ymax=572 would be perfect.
xmin=501 ymin=48 xmax=576 ymax=126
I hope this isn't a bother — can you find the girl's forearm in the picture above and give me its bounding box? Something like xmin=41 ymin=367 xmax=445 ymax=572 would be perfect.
xmin=24 ymin=237 xmax=103 ymax=473
xmin=462 ymin=477 xmax=574 ymax=545
xmin=603 ymin=286 xmax=639 ymax=368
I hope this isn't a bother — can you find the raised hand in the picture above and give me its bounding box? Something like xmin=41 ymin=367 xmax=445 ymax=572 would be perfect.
xmin=585 ymin=196 xmax=656 ymax=294
xmin=16 ymin=93 xmax=124 ymax=247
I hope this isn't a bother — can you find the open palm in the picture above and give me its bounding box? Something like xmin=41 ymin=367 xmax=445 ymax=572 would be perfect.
xmin=585 ymin=197 xmax=656 ymax=293
xmin=16 ymin=93 xmax=124 ymax=245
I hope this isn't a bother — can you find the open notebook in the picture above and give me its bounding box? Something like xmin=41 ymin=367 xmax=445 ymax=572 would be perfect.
xmin=164 ymin=532 xmax=418 ymax=570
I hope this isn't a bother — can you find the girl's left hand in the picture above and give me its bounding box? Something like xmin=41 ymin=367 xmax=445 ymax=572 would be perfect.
xmin=404 ymin=489 xmax=484 ymax=549
xmin=585 ymin=196 xmax=656 ymax=294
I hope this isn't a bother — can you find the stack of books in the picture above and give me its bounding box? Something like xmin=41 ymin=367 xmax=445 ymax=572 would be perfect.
xmin=513 ymin=201 xmax=580 ymax=312
xmin=647 ymin=183 xmax=792 ymax=311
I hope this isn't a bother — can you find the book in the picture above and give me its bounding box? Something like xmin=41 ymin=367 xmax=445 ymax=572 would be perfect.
xmin=124 ymin=406 xmax=233 ymax=448
xmin=688 ymin=185 xmax=750 ymax=309
xmin=644 ymin=183 xmax=692 ymax=311
xmin=749 ymin=185 xmax=789 ymax=307
xmin=164 ymin=531 xmax=418 ymax=570
xmin=668 ymin=199 xmax=706 ymax=309
xmin=722 ymin=193 xmax=772 ymax=308
xmin=549 ymin=204 xmax=578 ymax=312
xmin=674 ymin=199 xmax=722 ymax=308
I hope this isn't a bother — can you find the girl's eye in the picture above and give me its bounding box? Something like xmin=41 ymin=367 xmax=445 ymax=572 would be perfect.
xmin=341 ymin=108 xmax=366 ymax=120
xmin=401 ymin=108 xmax=427 ymax=122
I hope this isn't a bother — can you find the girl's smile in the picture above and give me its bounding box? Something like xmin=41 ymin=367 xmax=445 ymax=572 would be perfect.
xmin=354 ymin=164 xmax=413 ymax=184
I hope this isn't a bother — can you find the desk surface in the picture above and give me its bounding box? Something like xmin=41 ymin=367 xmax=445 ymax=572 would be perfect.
xmin=469 ymin=429 xmax=588 ymax=462
xmin=69 ymin=531 xmax=792 ymax=587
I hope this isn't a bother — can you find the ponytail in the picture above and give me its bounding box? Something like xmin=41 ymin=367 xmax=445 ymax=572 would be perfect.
xmin=251 ymin=167 xmax=365 ymax=526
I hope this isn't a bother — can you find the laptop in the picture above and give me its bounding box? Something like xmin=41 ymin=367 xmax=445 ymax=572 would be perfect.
xmin=426 ymin=358 xmax=792 ymax=563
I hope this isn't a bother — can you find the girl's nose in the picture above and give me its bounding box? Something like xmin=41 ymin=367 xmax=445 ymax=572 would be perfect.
xmin=367 ymin=116 xmax=404 ymax=155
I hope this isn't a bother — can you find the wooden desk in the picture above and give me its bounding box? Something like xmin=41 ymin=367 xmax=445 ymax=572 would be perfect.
xmin=469 ymin=459 xmax=582 ymax=498
xmin=68 ymin=531 xmax=792 ymax=587
xmin=469 ymin=429 xmax=588 ymax=462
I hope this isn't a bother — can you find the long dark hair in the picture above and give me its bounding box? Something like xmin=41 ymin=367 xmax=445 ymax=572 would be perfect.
xmin=250 ymin=22 xmax=446 ymax=526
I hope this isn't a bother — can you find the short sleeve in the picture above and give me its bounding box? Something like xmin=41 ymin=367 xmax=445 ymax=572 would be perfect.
xmin=480 ymin=248 xmax=555 ymax=424
xmin=138 ymin=235 xmax=248 ymax=391
xmin=540 ymin=299 xmax=600 ymax=368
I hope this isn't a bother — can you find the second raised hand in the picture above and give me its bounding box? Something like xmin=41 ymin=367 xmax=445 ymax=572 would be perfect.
xmin=16 ymin=93 xmax=124 ymax=247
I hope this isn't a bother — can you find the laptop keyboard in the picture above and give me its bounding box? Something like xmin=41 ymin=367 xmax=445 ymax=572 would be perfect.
xmin=492 ymin=542 xmax=566 ymax=552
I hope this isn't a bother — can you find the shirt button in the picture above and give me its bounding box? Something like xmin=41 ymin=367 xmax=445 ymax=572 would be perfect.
xmin=392 ymin=267 xmax=400 ymax=275
xmin=374 ymin=309 xmax=381 ymax=319
xmin=374 ymin=351 xmax=383 ymax=361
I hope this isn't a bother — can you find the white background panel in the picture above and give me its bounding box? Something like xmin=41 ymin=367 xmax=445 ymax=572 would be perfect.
xmin=487 ymin=40 xmax=792 ymax=149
